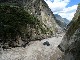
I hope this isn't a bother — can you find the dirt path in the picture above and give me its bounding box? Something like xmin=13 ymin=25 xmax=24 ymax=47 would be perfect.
xmin=0 ymin=33 xmax=64 ymax=60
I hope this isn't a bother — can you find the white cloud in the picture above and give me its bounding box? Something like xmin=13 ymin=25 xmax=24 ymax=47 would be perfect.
xmin=44 ymin=0 xmax=78 ymax=21
xmin=59 ymin=5 xmax=78 ymax=20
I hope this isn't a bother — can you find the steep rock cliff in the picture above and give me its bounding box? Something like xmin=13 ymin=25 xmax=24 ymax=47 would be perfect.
xmin=24 ymin=0 xmax=62 ymax=35
xmin=0 ymin=5 xmax=48 ymax=47
xmin=0 ymin=0 xmax=61 ymax=35
xmin=58 ymin=3 xmax=80 ymax=60
xmin=0 ymin=0 xmax=62 ymax=47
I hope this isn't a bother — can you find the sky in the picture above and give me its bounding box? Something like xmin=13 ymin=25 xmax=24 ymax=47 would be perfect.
xmin=44 ymin=0 xmax=80 ymax=21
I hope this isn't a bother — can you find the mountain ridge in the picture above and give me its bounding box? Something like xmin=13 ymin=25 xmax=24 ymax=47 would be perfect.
xmin=54 ymin=14 xmax=70 ymax=30
xmin=0 ymin=0 xmax=63 ymax=48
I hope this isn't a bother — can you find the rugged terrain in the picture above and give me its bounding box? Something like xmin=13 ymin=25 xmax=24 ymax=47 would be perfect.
xmin=0 ymin=33 xmax=64 ymax=60
xmin=0 ymin=0 xmax=63 ymax=47
xmin=58 ymin=3 xmax=80 ymax=60
xmin=0 ymin=0 xmax=80 ymax=60
xmin=54 ymin=14 xmax=70 ymax=30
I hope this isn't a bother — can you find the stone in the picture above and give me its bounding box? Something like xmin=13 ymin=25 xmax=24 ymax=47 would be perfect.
xmin=43 ymin=41 xmax=50 ymax=46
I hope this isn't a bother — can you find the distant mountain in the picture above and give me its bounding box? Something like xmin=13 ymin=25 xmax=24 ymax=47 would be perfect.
xmin=63 ymin=18 xmax=70 ymax=24
xmin=54 ymin=14 xmax=70 ymax=30
xmin=54 ymin=14 xmax=64 ymax=22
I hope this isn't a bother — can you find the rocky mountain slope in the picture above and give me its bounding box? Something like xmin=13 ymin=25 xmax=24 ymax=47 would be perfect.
xmin=0 ymin=0 xmax=63 ymax=48
xmin=63 ymin=18 xmax=70 ymax=24
xmin=24 ymin=0 xmax=62 ymax=35
xmin=0 ymin=5 xmax=48 ymax=47
xmin=58 ymin=3 xmax=80 ymax=60
xmin=0 ymin=0 xmax=62 ymax=34
xmin=0 ymin=33 xmax=64 ymax=60
xmin=54 ymin=14 xmax=70 ymax=30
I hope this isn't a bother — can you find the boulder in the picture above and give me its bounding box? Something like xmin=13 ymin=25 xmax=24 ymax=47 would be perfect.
xmin=43 ymin=41 xmax=50 ymax=46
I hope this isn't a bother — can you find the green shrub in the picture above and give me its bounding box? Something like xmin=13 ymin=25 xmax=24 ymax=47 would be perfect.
xmin=0 ymin=5 xmax=42 ymax=42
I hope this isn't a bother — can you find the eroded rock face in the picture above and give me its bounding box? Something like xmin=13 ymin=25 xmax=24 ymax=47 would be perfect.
xmin=24 ymin=0 xmax=62 ymax=35
xmin=0 ymin=0 xmax=63 ymax=48
xmin=0 ymin=0 xmax=62 ymax=36
xmin=58 ymin=4 xmax=80 ymax=60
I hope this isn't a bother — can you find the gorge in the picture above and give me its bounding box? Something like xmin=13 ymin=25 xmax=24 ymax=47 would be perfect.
xmin=0 ymin=0 xmax=80 ymax=60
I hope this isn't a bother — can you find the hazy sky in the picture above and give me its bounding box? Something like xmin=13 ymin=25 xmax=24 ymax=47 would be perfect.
xmin=44 ymin=0 xmax=80 ymax=21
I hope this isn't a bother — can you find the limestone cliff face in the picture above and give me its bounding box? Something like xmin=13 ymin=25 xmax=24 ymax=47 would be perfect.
xmin=24 ymin=0 xmax=62 ymax=35
xmin=0 ymin=0 xmax=62 ymax=47
xmin=23 ymin=0 xmax=62 ymax=36
xmin=0 ymin=0 xmax=62 ymax=35
xmin=58 ymin=4 xmax=80 ymax=60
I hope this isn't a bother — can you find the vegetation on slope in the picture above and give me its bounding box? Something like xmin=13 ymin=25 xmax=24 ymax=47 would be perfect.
xmin=0 ymin=5 xmax=47 ymax=46
xmin=66 ymin=15 xmax=80 ymax=39
xmin=64 ymin=15 xmax=80 ymax=60
xmin=58 ymin=4 xmax=80 ymax=60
